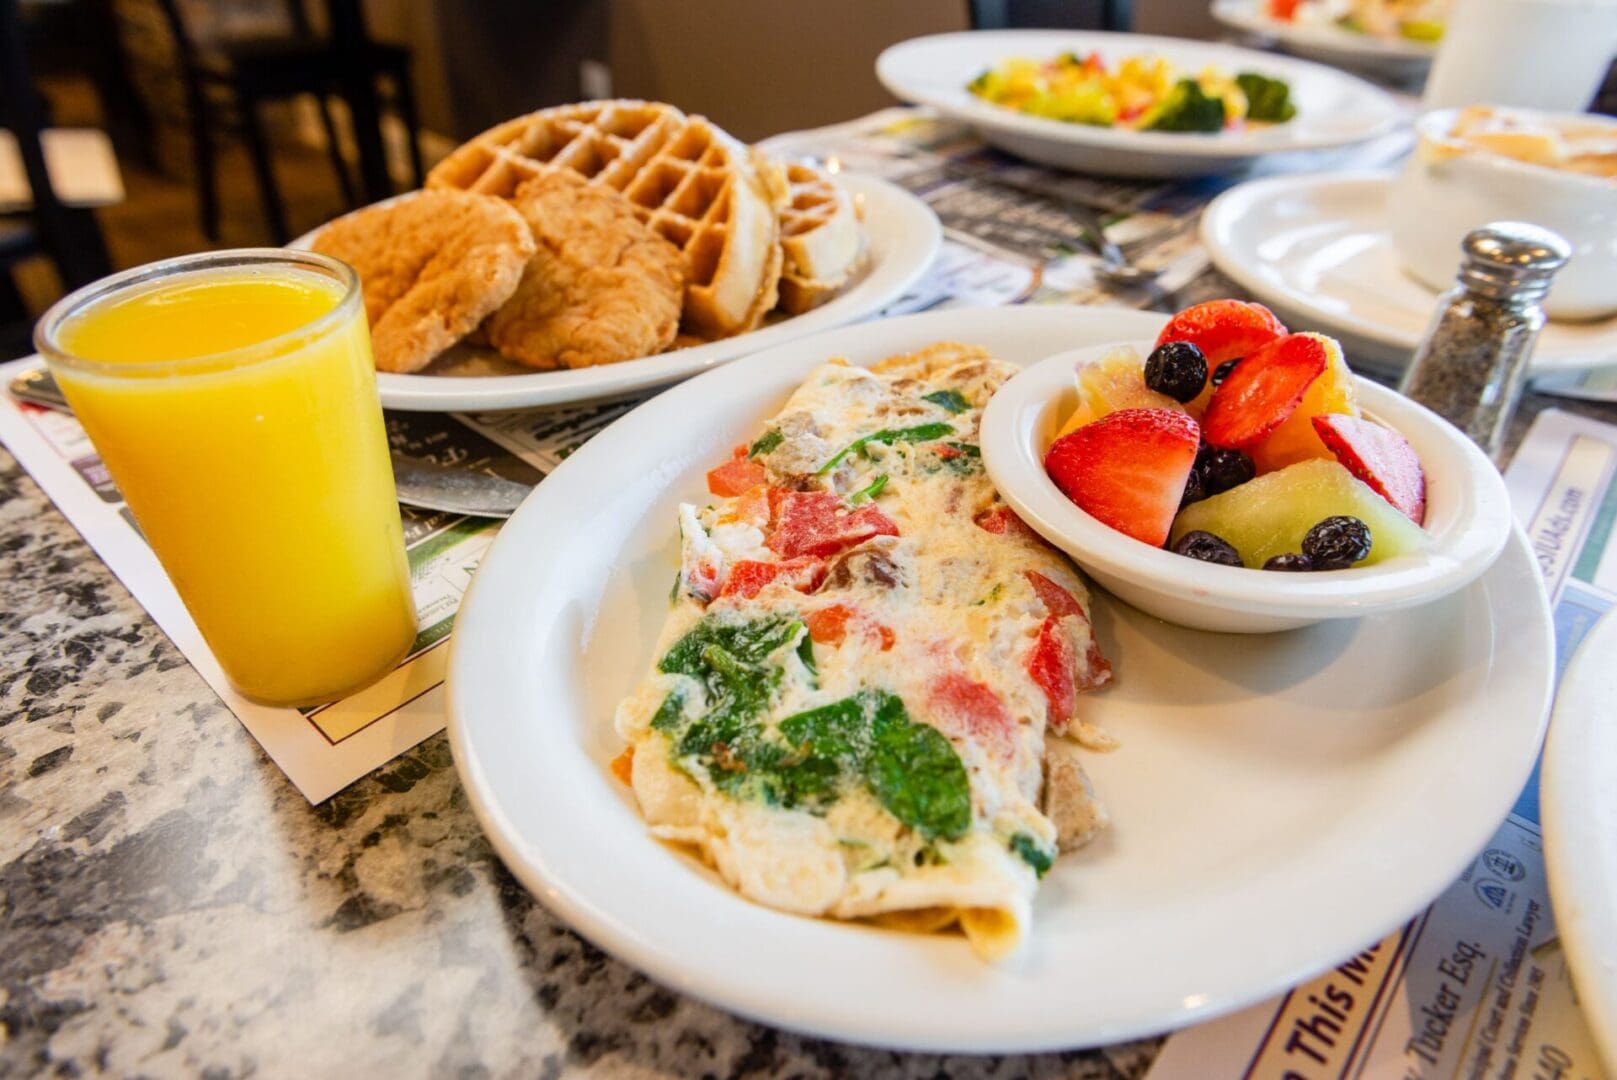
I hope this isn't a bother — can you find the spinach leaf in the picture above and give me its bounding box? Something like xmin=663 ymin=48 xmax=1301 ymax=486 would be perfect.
xmin=867 ymin=694 xmax=972 ymax=840
xmin=779 ymin=696 xmax=869 ymax=762
xmin=922 ymin=389 xmax=971 ymax=414
xmin=817 ymin=422 xmax=957 ymax=475
xmin=1009 ymin=833 xmax=1053 ymax=878
xmin=748 ymin=429 xmax=784 ymax=458
xmin=649 ymin=686 xmax=687 ymax=732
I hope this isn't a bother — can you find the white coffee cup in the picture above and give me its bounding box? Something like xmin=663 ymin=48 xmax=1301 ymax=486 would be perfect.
xmin=1423 ymin=0 xmax=1617 ymax=113
xmin=1389 ymin=107 xmax=1617 ymax=321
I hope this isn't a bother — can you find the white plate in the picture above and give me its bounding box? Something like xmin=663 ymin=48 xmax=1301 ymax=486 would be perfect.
xmin=1211 ymin=0 xmax=1435 ymax=83
xmin=875 ymin=30 xmax=1404 ymax=177
xmin=1542 ymin=608 xmax=1617 ymax=1072
xmin=291 ymin=173 xmax=941 ymax=412
xmin=447 ymin=305 xmax=1555 ymax=1052
xmin=1200 ymin=172 xmax=1617 ymax=374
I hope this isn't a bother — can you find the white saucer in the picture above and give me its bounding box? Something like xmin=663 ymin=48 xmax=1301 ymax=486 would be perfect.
xmin=1200 ymin=172 xmax=1617 ymax=374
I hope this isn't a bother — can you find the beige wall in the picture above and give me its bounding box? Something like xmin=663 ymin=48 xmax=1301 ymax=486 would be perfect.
xmin=608 ymin=0 xmax=969 ymax=141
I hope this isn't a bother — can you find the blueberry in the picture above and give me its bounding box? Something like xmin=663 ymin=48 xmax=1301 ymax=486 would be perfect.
xmin=1302 ymin=516 xmax=1372 ymax=569
xmin=1144 ymin=341 xmax=1208 ymax=404
xmin=1181 ymin=467 xmax=1206 ymax=508
xmin=1262 ymin=553 xmax=1315 ymax=572
xmin=1172 ymin=530 xmax=1243 ymax=566
xmin=1211 ymin=358 xmax=1240 ymax=386
xmin=1199 ymin=447 xmax=1255 ymax=496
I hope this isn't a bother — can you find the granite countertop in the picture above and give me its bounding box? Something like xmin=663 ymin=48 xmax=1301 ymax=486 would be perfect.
xmin=0 ymin=446 xmax=1162 ymax=1077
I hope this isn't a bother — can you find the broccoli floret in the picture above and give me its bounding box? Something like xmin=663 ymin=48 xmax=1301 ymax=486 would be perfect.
xmin=1236 ymin=72 xmax=1297 ymax=123
xmin=1141 ymin=79 xmax=1226 ymax=133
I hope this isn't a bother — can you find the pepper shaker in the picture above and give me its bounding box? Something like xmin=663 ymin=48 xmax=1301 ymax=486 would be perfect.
xmin=1398 ymin=222 xmax=1571 ymax=459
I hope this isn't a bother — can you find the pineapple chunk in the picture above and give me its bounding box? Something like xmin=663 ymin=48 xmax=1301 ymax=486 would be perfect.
xmin=1170 ymin=459 xmax=1429 ymax=568
xmin=1250 ymin=333 xmax=1359 ymax=474
xmin=1058 ymin=346 xmax=1187 ymax=438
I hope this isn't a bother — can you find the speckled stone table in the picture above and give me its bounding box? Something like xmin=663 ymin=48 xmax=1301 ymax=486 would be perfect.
xmin=0 ymin=443 xmax=1173 ymax=1077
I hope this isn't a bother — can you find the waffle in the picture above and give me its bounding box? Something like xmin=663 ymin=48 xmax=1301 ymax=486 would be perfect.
xmin=772 ymin=160 xmax=866 ymax=315
xmin=427 ymin=100 xmax=781 ymax=338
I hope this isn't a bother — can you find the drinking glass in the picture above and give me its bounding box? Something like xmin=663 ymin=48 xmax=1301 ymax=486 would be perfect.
xmin=35 ymin=249 xmax=418 ymax=707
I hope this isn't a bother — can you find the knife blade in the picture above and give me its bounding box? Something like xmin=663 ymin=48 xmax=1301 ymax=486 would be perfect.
xmin=7 ymin=367 xmax=533 ymax=519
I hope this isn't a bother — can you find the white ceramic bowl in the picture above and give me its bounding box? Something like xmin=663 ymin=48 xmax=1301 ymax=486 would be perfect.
xmin=980 ymin=342 xmax=1515 ymax=633
xmin=1389 ymin=108 xmax=1617 ymax=322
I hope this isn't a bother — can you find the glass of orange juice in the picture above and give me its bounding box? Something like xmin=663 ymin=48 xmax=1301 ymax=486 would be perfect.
xmin=35 ymin=249 xmax=418 ymax=707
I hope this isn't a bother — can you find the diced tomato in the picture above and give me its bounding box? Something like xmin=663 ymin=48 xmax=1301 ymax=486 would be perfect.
xmin=766 ymin=491 xmax=899 ymax=560
xmin=707 ymin=451 xmax=767 ymax=497
xmin=1024 ymin=572 xmax=1111 ymax=728
xmin=973 ymin=505 xmax=1031 ymax=536
xmin=1078 ymin=631 xmax=1112 ymax=693
xmin=727 ymin=485 xmax=771 ymax=528
xmin=926 ymin=669 xmax=1016 ymax=758
xmin=805 ymin=604 xmax=853 ymax=646
xmin=1024 ymin=570 xmax=1081 ymax=618
xmin=609 ymin=746 xmax=634 ymax=785
xmin=717 ymin=556 xmax=826 ymax=601
xmin=805 ymin=603 xmax=895 ymax=650
xmin=1268 ymin=0 xmax=1302 ymax=18
xmin=684 ymin=560 xmax=721 ymax=602
xmin=1027 ymin=616 xmax=1077 ymax=731
xmin=936 ymin=444 xmax=963 ymax=460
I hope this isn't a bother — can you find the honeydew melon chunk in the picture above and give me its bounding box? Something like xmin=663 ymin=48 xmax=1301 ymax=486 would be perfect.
xmin=1169 ymin=459 xmax=1429 ymax=568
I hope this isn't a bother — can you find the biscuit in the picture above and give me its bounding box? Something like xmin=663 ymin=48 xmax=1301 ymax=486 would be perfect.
xmin=485 ymin=172 xmax=684 ymax=370
xmin=311 ymin=190 xmax=534 ymax=374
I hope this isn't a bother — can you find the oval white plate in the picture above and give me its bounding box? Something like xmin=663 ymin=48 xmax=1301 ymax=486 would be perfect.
xmin=1542 ymin=607 xmax=1617 ymax=1071
xmin=291 ymin=173 xmax=940 ymax=411
xmin=447 ymin=305 xmax=1554 ymax=1052
xmin=875 ymin=30 xmax=1404 ymax=177
xmin=1201 ymin=172 xmax=1617 ymax=374
xmin=1211 ymin=0 xmax=1435 ymax=83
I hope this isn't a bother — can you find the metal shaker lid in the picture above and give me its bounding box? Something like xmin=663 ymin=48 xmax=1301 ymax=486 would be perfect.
xmin=1458 ymin=222 xmax=1571 ymax=302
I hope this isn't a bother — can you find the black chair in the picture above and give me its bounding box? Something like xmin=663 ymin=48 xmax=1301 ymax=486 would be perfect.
xmin=968 ymin=0 xmax=1132 ymax=32
xmin=155 ymin=0 xmax=423 ymax=244
xmin=0 ymin=0 xmax=113 ymax=358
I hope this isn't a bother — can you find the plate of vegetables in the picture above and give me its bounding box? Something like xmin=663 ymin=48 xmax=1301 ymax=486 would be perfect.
xmin=1212 ymin=0 xmax=1444 ymax=83
xmin=877 ymin=30 xmax=1403 ymax=177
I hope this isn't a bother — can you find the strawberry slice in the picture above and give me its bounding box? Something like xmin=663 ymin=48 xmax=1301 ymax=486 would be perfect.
xmin=1044 ymin=408 xmax=1200 ymax=547
xmin=1312 ymin=414 xmax=1427 ymax=525
xmin=1154 ymin=300 xmax=1287 ymax=366
xmin=1202 ymin=333 xmax=1328 ymax=450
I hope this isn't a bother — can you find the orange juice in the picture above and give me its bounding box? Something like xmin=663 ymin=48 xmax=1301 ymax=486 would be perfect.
xmin=37 ymin=251 xmax=417 ymax=706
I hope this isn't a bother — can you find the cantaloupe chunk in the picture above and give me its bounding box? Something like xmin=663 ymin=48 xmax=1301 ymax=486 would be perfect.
xmin=1057 ymin=346 xmax=1187 ymax=438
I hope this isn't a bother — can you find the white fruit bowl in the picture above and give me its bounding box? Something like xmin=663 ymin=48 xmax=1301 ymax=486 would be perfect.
xmin=980 ymin=342 xmax=1517 ymax=633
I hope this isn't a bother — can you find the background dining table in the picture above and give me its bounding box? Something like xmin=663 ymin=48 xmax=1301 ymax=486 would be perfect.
xmin=3 ymin=109 xmax=1613 ymax=1076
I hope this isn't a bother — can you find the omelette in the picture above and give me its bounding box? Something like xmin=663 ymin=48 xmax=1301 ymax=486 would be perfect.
xmin=612 ymin=343 xmax=1114 ymax=960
